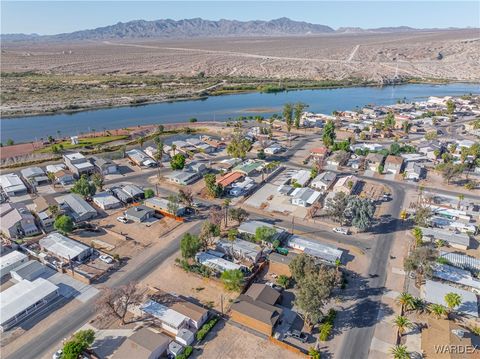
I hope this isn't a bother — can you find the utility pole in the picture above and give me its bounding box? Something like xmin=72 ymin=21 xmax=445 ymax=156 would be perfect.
xmin=291 ymin=216 xmax=295 ymax=235
xmin=220 ymin=294 xmax=224 ymax=316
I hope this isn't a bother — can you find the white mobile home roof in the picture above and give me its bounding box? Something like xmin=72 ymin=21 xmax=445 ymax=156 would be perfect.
xmin=216 ymin=239 xmax=262 ymax=261
xmin=433 ymin=264 xmax=480 ymax=290
xmin=423 ymin=280 xmax=478 ymax=317
xmin=439 ymin=251 xmax=480 ymax=273
xmin=287 ymin=235 xmax=342 ymax=263
xmin=420 ymin=227 xmax=470 ymax=248
xmin=39 ymin=232 xmax=90 ymax=261
xmin=141 ymin=300 xmax=188 ymax=328
xmin=56 ymin=193 xmax=96 ymax=220
xmin=0 ymin=251 xmax=28 ymax=273
xmin=0 ymin=173 xmax=27 ymax=194
xmin=92 ymin=192 xmax=121 ymax=208
xmin=0 ymin=278 xmax=58 ymax=326
xmin=195 ymin=252 xmax=243 ymax=272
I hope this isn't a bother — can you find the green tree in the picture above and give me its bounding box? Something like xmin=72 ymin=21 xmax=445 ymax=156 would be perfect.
xmin=167 ymin=194 xmax=180 ymax=215
xmin=310 ymin=166 xmax=318 ymax=179
xmin=283 ymin=103 xmax=294 ymax=135
xmin=189 ymin=117 xmax=198 ymax=123
xmin=144 ymin=188 xmax=154 ymax=199
xmin=91 ymin=173 xmax=104 ymax=191
xmin=54 ymin=215 xmax=74 ymax=234
xmin=295 ymin=267 xmax=338 ymax=329
xmin=444 ymin=292 xmax=462 ymax=313
xmin=277 ymin=275 xmax=291 ymax=289
xmin=180 ymin=233 xmax=201 ymax=259
xmin=308 ymin=348 xmax=321 ymax=359
xmin=348 ymin=196 xmax=376 ymax=232
xmin=221 ymin=269 xmax=244 ymax=291
xmin=170 ymin=153 xmax=186 ymax=170
xmin=293 ymin=102 xmax=307 ymax=129
xmin=322 ymin=120 xmax=336 ymax=148
xmin=289 ymin=254 xmax=317 ymax=281
xmin=71 ymin=175 xmax=96 ymax=198
xmin=396 ymin=292 xmax=416 ymax=312
xmin=62 ymin=329 xmax=95 ymax=359
xmin=446 ymin=99 xmax=455 ymax=114
xmin=383 ymin=112 xmax=395 ymax=129
xmin=412 ymin=227 xmax=423 ymax=242
xmin=229 ymin=207 xmax=249 ymax=225
xmin=392 ymin=315 xmax=413 ymax=336
xmin=203 ymin=173 xmax=223 ymax=198
xmin=254 ymin=226 xmax=277 ymax=244
xmin=6 ymin=139 xmax=14 ymax=146
xmin=226 ymin=132 xmax=251 ymax=159
xmin=428 ymin=303 xmax=448 ymax=319
xmin=389 ymin=345 xmax=410 ymax=359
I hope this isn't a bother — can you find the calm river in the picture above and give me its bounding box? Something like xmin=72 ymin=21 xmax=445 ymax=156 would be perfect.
xmin=1 ymin=83 xmax=479 ymax=143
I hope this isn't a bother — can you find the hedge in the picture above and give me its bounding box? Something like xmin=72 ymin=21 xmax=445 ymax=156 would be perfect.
xmin=196 ymin=315 xmax=220 ymax=341
xmin=177 ymin=346 xmax=193 ymax=359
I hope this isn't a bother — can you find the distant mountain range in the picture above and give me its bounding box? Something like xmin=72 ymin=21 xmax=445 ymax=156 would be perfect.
xmin=0 ymin=17 xmax=464 ymax=42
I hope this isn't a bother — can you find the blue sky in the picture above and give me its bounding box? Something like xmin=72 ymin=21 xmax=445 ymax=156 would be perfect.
xmin=1 ymin=1 xmax=479 ymax=35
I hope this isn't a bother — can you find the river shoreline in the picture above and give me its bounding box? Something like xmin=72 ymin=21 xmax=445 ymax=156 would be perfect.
xmin=2 ymin=81 xmax=479 ymax=144
xmin=2 ymin=78 xmax=474 ymax=120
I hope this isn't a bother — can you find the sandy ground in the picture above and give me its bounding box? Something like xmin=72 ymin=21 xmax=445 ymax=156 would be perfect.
xmin=141 ymin=251 xmax=238 ymax=312
xmin=194 ymin=321 xmax=304 ymax=359
xmin=2 ymin=30 xmax=478 ymax=81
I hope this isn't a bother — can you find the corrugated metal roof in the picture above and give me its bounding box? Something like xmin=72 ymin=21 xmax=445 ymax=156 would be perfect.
xmin=439 ymin=251 xmax=480 ymax=273
xmin=287 ymin=235 xmax=342 ymax=263
xmin=39 ymin=232 xmax=90 ymax=260
xmin=423 ymin=280 xmax=478 ymax=317
xmin=0 ymin=278 xmax=58 ymax=326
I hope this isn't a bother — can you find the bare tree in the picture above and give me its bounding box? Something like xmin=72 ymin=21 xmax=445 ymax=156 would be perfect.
xmin=96 ymin=282 xmax=145 ymax=325
xmin=209 ymin=206 xmax=223 ymax=226
xmin=178 ymin=188 xmax=194 ymax=209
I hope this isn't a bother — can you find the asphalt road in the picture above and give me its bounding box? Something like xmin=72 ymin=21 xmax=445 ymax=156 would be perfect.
xmin=5 ymin=221 xmax=203 ymax=359
xmin=337 ymin=185 xmax=405 ymax=359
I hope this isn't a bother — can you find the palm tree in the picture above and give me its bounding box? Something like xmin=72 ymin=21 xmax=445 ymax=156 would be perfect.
xmin=457 ymin=194 xmax=465 ymax=209
xmin=444 ymin=292 xmax=462 ymax=318
xmin=389 ymin=345 xmax=410 ymax=359
xmin=392 ymin=315 xmax=413 ymax=336
xmin=428 ymin=303 xmax=448 ymax=319
xmin=138 ymin=136 xmax=145 ymax=149
xmin=223 ymin=198 xmax=231 ymax=227
xmin=154 ymin=142 xmax=164 ymax=180
xmin=396 ymin=292 xmax=416 ymax=312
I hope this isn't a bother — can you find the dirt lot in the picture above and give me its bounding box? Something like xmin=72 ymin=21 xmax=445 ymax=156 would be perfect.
xmin=142 ymin=251 xmax=238 ymax=312
xmin=1 ymin=30 xmax=478 ymax=117
xmin=195 ymin=321 xmax=304 ymax=359
xmin=2 ymin=30 xmax=478 ymax=81
xmin=71 ymin=213 xmax=181 ymax=258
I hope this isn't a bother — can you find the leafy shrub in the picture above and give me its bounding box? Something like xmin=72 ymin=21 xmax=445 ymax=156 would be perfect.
xmin=196 ymin=316 xmax=220 ymax=341
xmin=319 ymin=322 xmax=333 ymax=341
xmin=177 ymin=345 xmax=193 ymax=359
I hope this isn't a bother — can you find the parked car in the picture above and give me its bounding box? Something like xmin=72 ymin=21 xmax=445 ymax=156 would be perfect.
xmin=286 ymin=330 xmax=308 ymax=343
xmin=52 ymin=350 xmax=62 ymax=359
xmin=116 ymin=216 xmax=128 ymax=224
xmin=265 ymin=282 xmax=283 ymax=291
xmin=99 ymin=255 xmax=113 ymax=264
xmin=333 ymin=227 xmax=349 ymax=235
